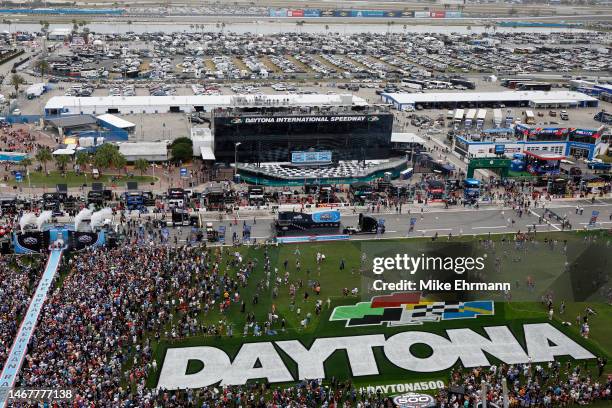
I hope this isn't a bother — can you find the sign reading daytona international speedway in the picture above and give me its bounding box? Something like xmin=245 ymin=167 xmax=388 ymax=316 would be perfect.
xmin=230 ymin=115 xmax=379 ymax=124
xmin=156 ymin=323 xmax=594 ymax=390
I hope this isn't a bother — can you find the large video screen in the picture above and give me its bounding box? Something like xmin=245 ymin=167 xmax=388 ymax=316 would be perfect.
xmin=291 ymin=151 xmax=332 ymax=164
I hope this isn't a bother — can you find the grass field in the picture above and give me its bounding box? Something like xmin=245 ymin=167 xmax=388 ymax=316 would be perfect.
xmin=143 ymin=230 xmax=612 ymax=391
xmin=8 ymin=171 xmax=158 ymax=188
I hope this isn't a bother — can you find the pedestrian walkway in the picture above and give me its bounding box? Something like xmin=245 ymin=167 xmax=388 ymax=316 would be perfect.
xmin=0 ymin=249 xmax=63 ymax=408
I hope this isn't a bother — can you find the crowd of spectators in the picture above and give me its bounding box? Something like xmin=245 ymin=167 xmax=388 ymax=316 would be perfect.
xmin=16 ymin=244 xmax=265 ymax=406
xmin=0 ymin=255 xmax=43 ymax=372
xmin=437 ymin=361 xmax=611 ymax=408
xmin=0 ymin=228 xmax=609 ymax=406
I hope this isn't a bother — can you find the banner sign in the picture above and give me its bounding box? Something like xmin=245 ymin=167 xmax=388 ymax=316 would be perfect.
xmin=13 ymin=231 xmax=47 ymax=253
xmin=430 ymin=11 xmax=445 ymax=18
xmin=445 ymin=11 xmax=462 ymax=18
xmin=311 ymin=210 xmax=341 ymax=223
xmin=268 ymin=8 xmax=288 ymax=17
xmin=287 ymin=9 xmax=304 ymax=17
xmin=307 ymin=9 xmax=407 ymax=18
xmin=304 ymin=9 xmax=321 ymax=17
xmin=414 ymin=11 xmax=430 ymax=18
xmin=351 ymin=10 xmax=386 ymax=17
xmin=71 ymin=231 xmax=104 ymax=251
xmin=572 ymin=128 xmax=601 ymax=138
xmin=231 ymin=115 xmax=376 ymax=124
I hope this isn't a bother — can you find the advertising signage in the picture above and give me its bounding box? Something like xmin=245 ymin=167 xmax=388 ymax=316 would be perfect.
xmin=430 ymin=11 xmax=445 ymax=18
xmin=384 ymin=10 xmax=404 ymax=17
xmin=351 ymin=10 xmax=386 ymax=17
xmin=414 ymin=11 xmax=430 ymax=18
xmin=230 ymin=115 xmax=376 ymax=124
xmin=318 ymin=9 xmax=408 ymax=18
xmin=445 ymin=11 xmax=462 ymax=18
xmin=333 ymin=10 xmax=351 ymax=17
xmin=287 ymin=9 xmax=304 ymax=17
xmin=304 ymin=9 xmax=321 ymax=17
xmin=268 ymin=8 xmax=288 ymax=17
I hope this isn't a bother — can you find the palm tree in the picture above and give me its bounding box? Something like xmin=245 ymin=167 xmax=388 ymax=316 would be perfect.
xmin=134 ymin=158 xmax=149 ymax=175
xmin=35 ymin=148 xmax=53 ymax=174
xmin=10 ymin=74 xmax=24 ymax=98
xmin=54 ymin=154 xmax=71 ymax=173
xmin=20 ymin=158 xmax=32 ymax=174
xmin=75 ymin=152 xmax=90 ymax=172
xmin=112 ymin=152 xmax=127 ymax=174
xmin=35 ymin=59 xmax=50 ymax=81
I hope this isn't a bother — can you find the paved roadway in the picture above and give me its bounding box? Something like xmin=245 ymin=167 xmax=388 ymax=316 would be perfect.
xmin=187 ymin=199 xmax=612 ymax=243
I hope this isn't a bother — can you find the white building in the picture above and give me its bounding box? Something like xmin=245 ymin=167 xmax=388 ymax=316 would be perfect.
xmin=381 ymin=91 xmax=599 ymax=110
xmin=47 ymin=28 xmax=72 ymax=41
xmin=190 ymin=127 xmax=215 ymax=161
xmin=118 ymin=142 xmax=169 ymax=162
xmin=44 ymin=94 xmax=367 ymax=116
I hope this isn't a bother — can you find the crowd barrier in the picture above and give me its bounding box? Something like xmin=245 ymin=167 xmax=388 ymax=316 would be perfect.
xmin=276 ymin=234 xmax=350 ymax=244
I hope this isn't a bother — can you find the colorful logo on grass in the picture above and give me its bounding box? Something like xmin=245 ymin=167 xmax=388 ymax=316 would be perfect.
xmin=330 ymin=292 xmax=494 ymax=327
xmin=393 ymin=393 xmax=436 ymax=408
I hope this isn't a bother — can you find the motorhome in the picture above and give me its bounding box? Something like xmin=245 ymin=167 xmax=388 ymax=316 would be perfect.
xmin=493 ymin=109 xmax=503 ymax=128
xmin=464 ymin=109 xmax=477 ymax=127
xmin=453 ymin=109 xmax=465 ymax=124
xmin=476 ymin=109 xmax=487 ymax=128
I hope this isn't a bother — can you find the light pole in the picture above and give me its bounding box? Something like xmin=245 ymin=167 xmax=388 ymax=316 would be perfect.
xmin=234 ymin=142 xmax=242 ymax=177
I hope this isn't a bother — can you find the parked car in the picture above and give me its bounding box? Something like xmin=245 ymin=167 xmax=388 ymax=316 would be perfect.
xmin=587 ymin=159 xmax=611 ymax=171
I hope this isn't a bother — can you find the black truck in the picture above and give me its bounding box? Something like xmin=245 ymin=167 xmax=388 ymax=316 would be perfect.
xmin=343 ymin=214 xmax=385 ymax=235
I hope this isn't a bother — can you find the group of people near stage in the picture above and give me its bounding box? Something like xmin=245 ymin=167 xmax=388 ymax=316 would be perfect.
xmin=0 ymin=235 xmax=610 ymax=407
xmin=0 ymin=256 xmax=42 ymax=373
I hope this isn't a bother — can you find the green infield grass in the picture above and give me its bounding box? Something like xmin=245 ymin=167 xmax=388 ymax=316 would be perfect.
xmin=138 ymin=230 xmax=611 ymax=392
xmin=8 ymin=171 xmax=157 ymax=188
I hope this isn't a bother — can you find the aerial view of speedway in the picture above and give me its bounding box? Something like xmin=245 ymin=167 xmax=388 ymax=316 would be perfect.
xmin=0 ymin=0 xmax=611 ymax=407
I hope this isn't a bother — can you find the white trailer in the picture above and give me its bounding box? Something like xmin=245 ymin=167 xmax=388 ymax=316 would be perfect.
xmin=493 ymin=109 xmax=503 ymax=128
xmin=26 ymin=83 xmax=46 ymax=99
xmin=453 ymin=108 xmax=465 ymax=124
xmin=505 ymin=109 xmax=514 ymax=126
xmin=465 ymin=109 xmax=477 ymax=127
xmin=476 ymin=109 xmax=487 ymax=128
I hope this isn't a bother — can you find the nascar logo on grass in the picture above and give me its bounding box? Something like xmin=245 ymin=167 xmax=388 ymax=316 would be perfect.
xmin=330 ymin=292 xmax=494 ymax=327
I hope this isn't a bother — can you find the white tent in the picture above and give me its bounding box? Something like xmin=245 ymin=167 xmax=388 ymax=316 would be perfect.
xmin=52 ymin=148 xmax=75 ymax=155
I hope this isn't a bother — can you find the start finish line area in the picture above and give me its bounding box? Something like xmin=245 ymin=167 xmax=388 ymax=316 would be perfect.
xmin=0 ymin=249 xmax=63 ymax=407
